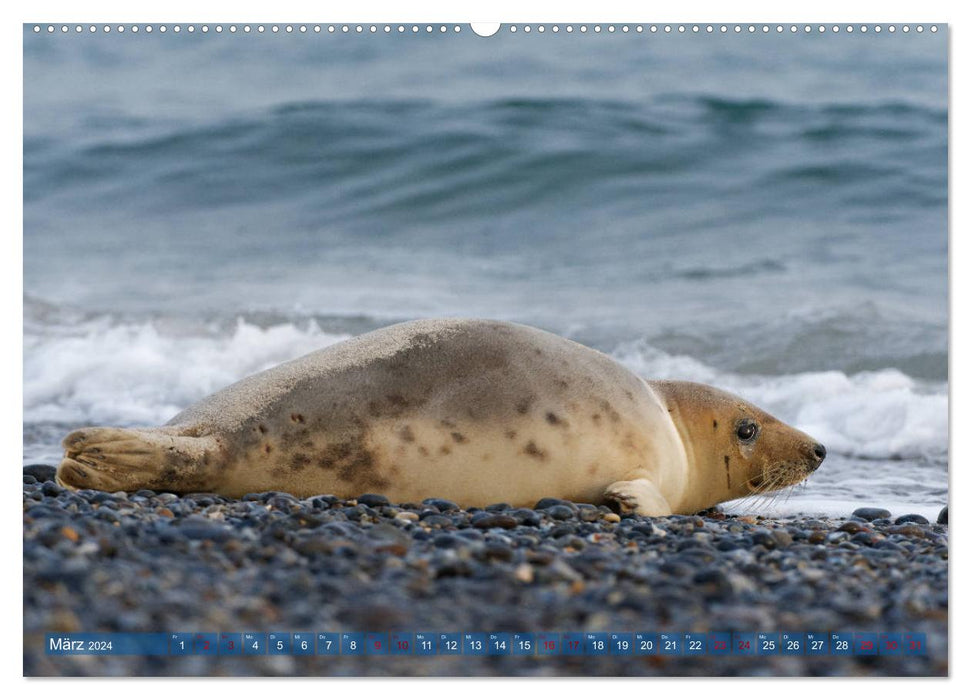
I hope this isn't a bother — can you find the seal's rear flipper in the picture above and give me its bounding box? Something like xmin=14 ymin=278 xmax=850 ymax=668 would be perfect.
xmin=57 ymin=427 xmax=219 ymax=494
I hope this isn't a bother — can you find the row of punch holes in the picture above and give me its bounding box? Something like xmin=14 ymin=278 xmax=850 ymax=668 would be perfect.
xmin=33 ymin=24 xmax=940 ymax=36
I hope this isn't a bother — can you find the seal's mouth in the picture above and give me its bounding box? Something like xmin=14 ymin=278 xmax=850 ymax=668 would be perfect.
xmin=746 ymin=460 xmax=817 ymax=496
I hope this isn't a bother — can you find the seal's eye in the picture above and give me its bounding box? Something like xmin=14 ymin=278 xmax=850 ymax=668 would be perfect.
xmin=736 ymin=421 xmax=758 ymax=443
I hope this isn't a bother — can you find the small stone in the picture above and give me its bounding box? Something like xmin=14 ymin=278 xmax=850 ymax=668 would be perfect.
xmin=482 ymin=543 xmax=515 ymax=561
xmin=514 ymin=563 xmax=534 ymax=583
xmin=510 ymin=509 xmax=542 ymax=527
xmin=853 ymin=507 xmax=891 ymax=521
xmin=895 ymin=514 xmax=929 ymax=525
xmin=41 ymin=482 xmax=64 ymax=497
xmin=889 ymin=524 xmax=925 ymax=538
xmin=937 ymin=506 xmax=948 ymax=524
xmin=534 ymin=498 xmax=577 ymax=512
xmin=544 ymin=505 xmax=575 ymax=520
xmin=180 ymin=524 xmax=232 ymax=542
xmin=395 ymin=512 xmax=419 ymax=522
xmin=838 ymin=521 xmax=867 ymax=534
xmin=473 ymin=514 xmax=518 ymax=530
xmin=23 ymin=464 xmax=57 ymax=482
xmin=422 ymin=498 xmax=460 ymax=512
xmin=357 ymin=493 xmax=389 ymax=507
xmin=485 ymin=503 xmax=511 ymax=512
xmin=602 ymin=513 xmax=621 ymax=523
xmin=752 ymin=528 xmax=778 ymax=549
xmin=157 ymin=508 xmax=175 ymax=518
xmin=60 ymin=526 xmax=79 ymax=542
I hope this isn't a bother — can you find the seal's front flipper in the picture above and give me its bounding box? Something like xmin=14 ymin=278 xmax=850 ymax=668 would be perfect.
xmin=57 ymin=427 xmax=219 ymax=494
xmin=603 ymin=478 xmax=672 ymax=516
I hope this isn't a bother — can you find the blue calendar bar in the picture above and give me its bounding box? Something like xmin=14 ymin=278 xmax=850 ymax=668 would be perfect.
xmin=45 ymin=631 xmax=930 ymax=656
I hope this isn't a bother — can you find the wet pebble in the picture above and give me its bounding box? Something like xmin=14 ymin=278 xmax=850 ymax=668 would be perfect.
xmin=23 ymin=464 xmax=57 ymax=482
xmin=853 ymin=507 xmax=892 ymax=521
xmin=895 ymin=514 xmax=930 ymax=525
xmin=472 ymin=514 xmax=518 ymax=530
xmin=357 ymin=493 xmax=390 ymax=508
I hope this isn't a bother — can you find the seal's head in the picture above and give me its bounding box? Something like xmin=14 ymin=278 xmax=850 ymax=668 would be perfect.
xmin=649 ymin=380 xmax=826 ymax=513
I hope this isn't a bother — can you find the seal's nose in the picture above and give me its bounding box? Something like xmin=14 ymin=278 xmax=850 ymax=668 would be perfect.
xmin=811 ymin=443 xmax=826 ymax=468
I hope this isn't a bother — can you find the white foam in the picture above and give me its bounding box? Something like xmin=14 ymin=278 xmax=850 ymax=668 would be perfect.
xmin=24 ymin=316 xmax=349 ymax=425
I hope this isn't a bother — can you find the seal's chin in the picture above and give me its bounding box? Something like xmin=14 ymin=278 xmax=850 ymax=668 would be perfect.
xmin=747 ymin=462 xmax=815 ymax=495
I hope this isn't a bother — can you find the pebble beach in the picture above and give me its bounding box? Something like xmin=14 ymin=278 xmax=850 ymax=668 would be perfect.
xmin=22 ymin=464 xmax=948 ymax=677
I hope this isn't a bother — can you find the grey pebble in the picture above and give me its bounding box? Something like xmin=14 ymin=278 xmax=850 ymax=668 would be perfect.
xmin=534 ymin=497 xmax=577 ymax=512
xmin=23 ymin=464 xmax=57 ymax=482
xmin=853 ymin=507 xmax=892 ymax=521
xmin=357 ymin=493 xmax=390 ymax=507
xmin=895 ymin=514 xmax=930 ymax=525
xmin=472 ymin=514 xmax=519 ymax=530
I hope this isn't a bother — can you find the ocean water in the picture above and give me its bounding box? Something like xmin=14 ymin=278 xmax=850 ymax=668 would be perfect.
xmin=22 ymin=26 xmax=948 ymax=518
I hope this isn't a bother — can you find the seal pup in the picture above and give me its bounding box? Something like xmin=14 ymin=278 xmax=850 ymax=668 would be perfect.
xmin=56 ymin=318 xmax=825 ymax=515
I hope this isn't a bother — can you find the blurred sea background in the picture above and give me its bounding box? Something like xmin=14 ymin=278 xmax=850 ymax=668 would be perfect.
xmin=23 ymin=26 xmax=947 ymax=517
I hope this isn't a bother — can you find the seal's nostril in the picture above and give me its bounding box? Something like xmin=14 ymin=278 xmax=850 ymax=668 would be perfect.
xmin=813 ymin=443 xmax=826 ymax=461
